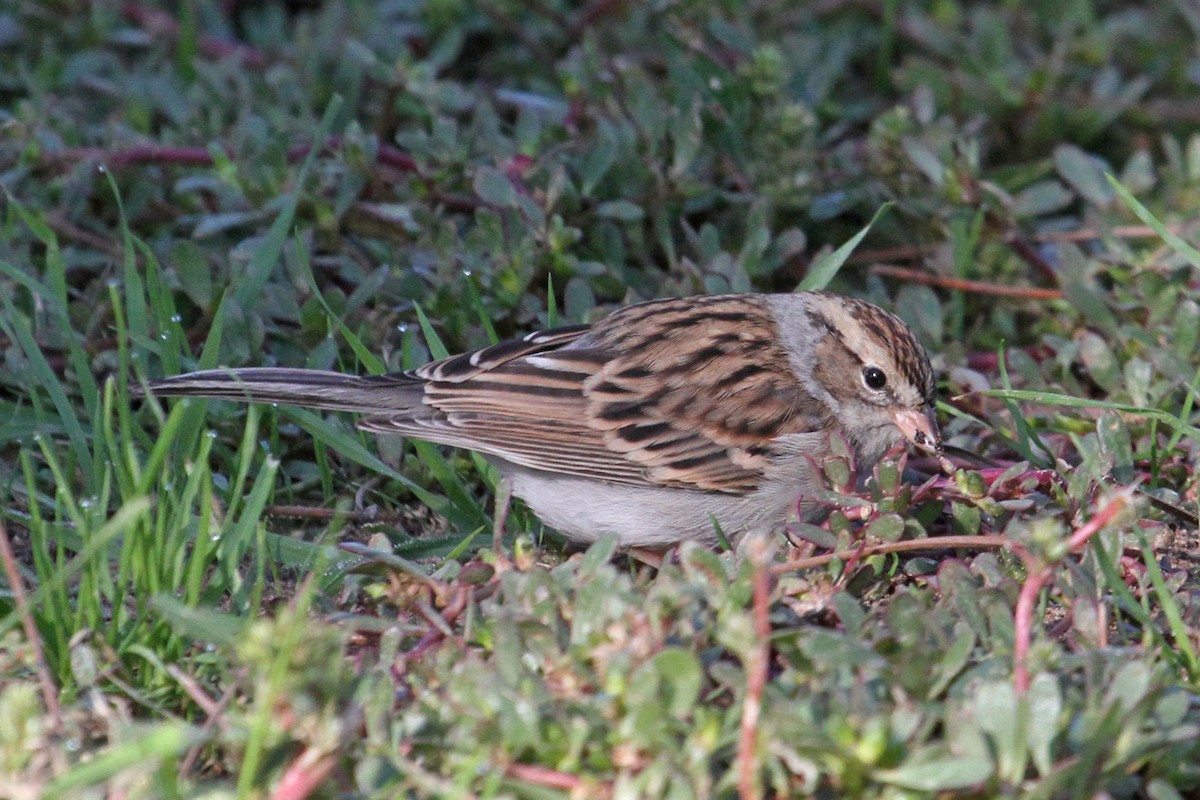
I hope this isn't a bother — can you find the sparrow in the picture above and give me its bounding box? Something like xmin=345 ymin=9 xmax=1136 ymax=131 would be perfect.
xmin=142 ymin=293 xmax=941 ymax=547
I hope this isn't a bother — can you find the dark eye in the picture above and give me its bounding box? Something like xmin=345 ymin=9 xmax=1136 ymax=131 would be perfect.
xmin=862 ymin=367 xmax=887 ymax=390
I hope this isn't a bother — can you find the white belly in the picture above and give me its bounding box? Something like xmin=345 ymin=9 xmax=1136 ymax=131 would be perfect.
xmin=506 ymin=470 xmax=810 ymax=547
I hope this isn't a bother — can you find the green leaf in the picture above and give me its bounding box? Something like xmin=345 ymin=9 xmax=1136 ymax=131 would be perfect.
xmin=653 ymin=648 xmax=702 ymax=716
xmin=171 ymin=240 xmax=214 ymax=308
xmin=579 ymin=535 xmax=618 ymax=573
xmin=865 ymin=513 xmax=905 ymax=542
xmin=150 ymin=595 xmax=247 ymax=647
xmin=580 ymin=121 xmax=618 ymax=195
xmin=595 ymin=199 xmax=645 ymax=222
xmin=974 ymin=680 xmax=1026 ymax=783
xmin=1054 ymin=144 xmax=1114 ymax=206
xmin=233 ymin=95 xmax=342 ymax=307
xmin=1027 ymin=672 xmax=1062 ymax=776
xmin=981 ymin=389 xmax=1200 ymax=445
xmin=46 ymin=723 xmax=203 ymax=791
xmin=473 ymin=166 xmax=519 ymax=207
xmin=876 ymin=754 xmax=992 ymax=790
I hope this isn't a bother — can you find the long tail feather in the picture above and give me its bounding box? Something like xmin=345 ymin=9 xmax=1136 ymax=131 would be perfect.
xmin=141 ymin=368 xmax=424 ymax=414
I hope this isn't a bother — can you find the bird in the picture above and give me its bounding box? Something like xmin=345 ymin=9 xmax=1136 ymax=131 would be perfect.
xmin=142 ymin=292 xmax=942 ymax=547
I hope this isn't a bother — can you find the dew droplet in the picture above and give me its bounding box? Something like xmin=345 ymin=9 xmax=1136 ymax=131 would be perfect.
xmin=169 ymin=314 xmax=182 ymax=323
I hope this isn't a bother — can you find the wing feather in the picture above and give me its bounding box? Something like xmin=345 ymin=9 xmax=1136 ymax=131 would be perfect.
xmin=375 ymin=296 xmax=831 ymax=494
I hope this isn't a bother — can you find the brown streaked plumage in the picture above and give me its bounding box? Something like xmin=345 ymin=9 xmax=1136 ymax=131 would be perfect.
xmin=142 ymin=292 xmax=941 ymax=546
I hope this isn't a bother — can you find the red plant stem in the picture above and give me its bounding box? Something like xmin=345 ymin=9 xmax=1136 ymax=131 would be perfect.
xmin=737 ymin=538 xmax=772 ymax=800
xmin=1011 ymin=563 xmax=1052 ymax=694
xmin=0 ymin=522 xmax=62 ymax=724
xmin=872 ymin=264 xmax=1063 ymax=300
xmin=121 ymin=2 xmax=267 ymax=68
xmin=47 ymin=138 xmax=483 ymax=214
xmin=774 ymin=534 xmax=1011 ymax=574
xmin=53 ymin=137 xmax=419 ymax=173
xmin=271 ymin=747 xmax=339 ymax=800
xmin=402 ymin=585 xmax=471 ymax=664
xmin=849 ymin=225 xmax=1187 ymax=267
xmin=1064 ymin=495 xmax=1128 ymax=553
xmin=1012 ymin=494 xmax=1129 ymax=693
xmin=1006 ymin=234 xmax=1059 ymax=283
xmin=507 ymin=763 xmax=590 ymax=791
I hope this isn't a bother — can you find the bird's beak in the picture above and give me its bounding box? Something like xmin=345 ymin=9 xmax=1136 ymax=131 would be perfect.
xmin=892 ymin=405 xmax=943 ymax=458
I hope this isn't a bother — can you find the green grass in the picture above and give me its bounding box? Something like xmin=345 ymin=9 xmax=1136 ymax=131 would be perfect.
xmin=2 ymin=2 xmax=1200 ymax=798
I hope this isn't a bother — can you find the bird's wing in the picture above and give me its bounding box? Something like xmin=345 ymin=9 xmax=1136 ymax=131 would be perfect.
xmin=360 ymin=296 xmax=830 ymax=494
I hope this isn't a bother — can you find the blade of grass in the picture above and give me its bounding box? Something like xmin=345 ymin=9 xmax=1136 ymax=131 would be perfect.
xmin=1107 ymin=174 xmax=1200 ymax=269
xmin=1136 ymin=531 xmax=1199 ymax=678
xmin=994 ymin=346 xmax=1054 ymax=465
xmin=103 ymin=170 xmax=151 ymax=372
xmin=546 ymin=274 xmax=558 ymax=327
xmin=0 ymin=497 xmax=151 ymax=638
xmin=233 ymin=96 xmax=343 ymax=308
xmin=1 ymin=204 xmax=100 ymax=424
xmin=411 ymin=305 xmax=491 ymax=530
xmin=1164 ymin=364 xmax=1200 ymax=454
xmin=981 ymin=389 xmax=1200 ymax=444
xmin=45 ymin=722 xmax=203 ymax=792
xmin=797 ymin=202 xmax=892 ymax=291
xmin=0 ymin=290 xmax=93 ymax=478
xmin=222 ymin=455 xmax=280 ymax=614
xmin=464 ymin=272 xmax=500 ymax=343
xmin=290 ymin=244 xmax=385 ymax=374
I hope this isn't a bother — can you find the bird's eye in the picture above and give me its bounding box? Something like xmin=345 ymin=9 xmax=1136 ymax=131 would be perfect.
xmin=862 ymin=367 xmax=887 ymax=390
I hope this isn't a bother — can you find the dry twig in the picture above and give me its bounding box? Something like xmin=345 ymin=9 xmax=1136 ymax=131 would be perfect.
xmin=0 ymin=521 xmax=63 ymax=746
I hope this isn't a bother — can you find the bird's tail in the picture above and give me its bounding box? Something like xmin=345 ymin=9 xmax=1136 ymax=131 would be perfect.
xmin=140 ymin=368 xmax=424 ymax=414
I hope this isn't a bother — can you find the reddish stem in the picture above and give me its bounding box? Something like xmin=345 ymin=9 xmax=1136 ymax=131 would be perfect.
xmin=271 ymin=748 xmax=339 ymax=800
xmin=1012 ymin=494 xmax=1129 ymax=693
xmin=1011 ymin=564 xmax=1052 ymax=694
xmin=401 ymin=585 xmax=471 ymax=665
xmin=873 ymin=264 xmax=1062 ymax=300
xmin=737 ymin=538 xmax=772 ymax=800
xmin=507 ymin=763 xmax=592 ymax=791
xmin=0 ymin=522 xmax=62 ymax=725
xmin=121 ymin=2 xmax=268 ymax=67
xmin=775 ymin=534 xmax=1011 ymax=574
xmin=52 ymin=136 xmax=419 ymax=174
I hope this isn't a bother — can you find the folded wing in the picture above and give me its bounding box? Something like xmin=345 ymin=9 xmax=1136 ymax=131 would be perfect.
xmin=362 ymin=296 xmax=830 ymax=494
